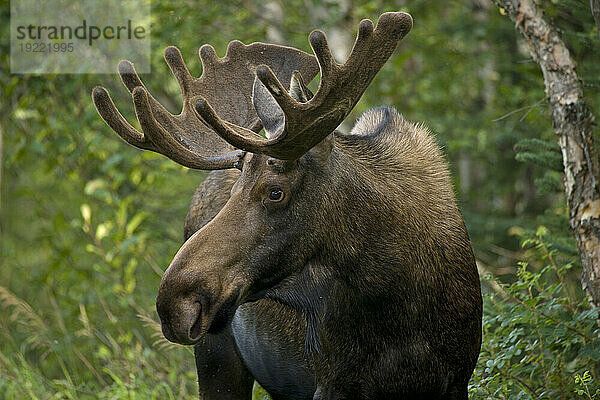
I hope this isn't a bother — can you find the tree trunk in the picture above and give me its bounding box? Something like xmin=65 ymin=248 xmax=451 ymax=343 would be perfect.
xmin=491 ymin=0 xmax=600 ymax=310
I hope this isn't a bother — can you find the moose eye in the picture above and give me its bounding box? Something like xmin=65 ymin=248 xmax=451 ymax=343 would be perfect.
xmin=268 ymin=188 xmax=285 ymax=202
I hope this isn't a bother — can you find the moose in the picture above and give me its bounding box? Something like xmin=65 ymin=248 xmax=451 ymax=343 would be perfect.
xmin=92 ymin=11 xmax=482 ymax=400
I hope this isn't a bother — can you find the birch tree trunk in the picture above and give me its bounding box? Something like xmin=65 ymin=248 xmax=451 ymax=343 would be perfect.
xmin=491 ymin=0 xmax=600 ymax=310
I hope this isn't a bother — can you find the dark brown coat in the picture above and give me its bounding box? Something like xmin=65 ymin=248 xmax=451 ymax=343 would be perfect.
xmin=179 ymin=107 xmax=482 ymax=399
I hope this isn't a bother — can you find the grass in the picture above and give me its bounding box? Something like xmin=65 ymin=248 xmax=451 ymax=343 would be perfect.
xmin=0 ymin=285 xmax=274 ymax=399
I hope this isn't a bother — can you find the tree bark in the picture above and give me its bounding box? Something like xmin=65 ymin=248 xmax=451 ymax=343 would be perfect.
xmin=491 ymin=0 xmax=600 ymax=310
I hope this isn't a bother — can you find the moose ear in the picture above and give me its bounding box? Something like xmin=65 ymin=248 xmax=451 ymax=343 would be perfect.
xmin=289 ymin=70 xmax=314 ymax=103
xmin=252 ymin=70 xmax=313 ymax=139
xmin=252 ymin=76 xmax=284 ymax=139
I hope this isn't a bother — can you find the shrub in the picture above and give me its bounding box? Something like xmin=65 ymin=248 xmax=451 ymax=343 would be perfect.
xmin=470 ymin=227 xmax=600 ymax=399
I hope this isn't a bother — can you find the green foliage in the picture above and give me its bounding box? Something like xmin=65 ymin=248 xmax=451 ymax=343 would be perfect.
xmin=1 ymin=0 xmax=600 ymax=399
xmin=470 ymin=227 xmax=600 ymax=399
xmin=514 ymin=137 xmax=566 ymax=198
xmin=252 ymin=382 xmax=272 ymax=400
xmin=514 ymin=138 xmax=564 ymax=172
xmin=575 ymin=371 xmax=600 ymax=400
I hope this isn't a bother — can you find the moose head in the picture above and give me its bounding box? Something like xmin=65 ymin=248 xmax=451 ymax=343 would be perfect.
xmin=93 ymin=12 xmax=415 ymax=345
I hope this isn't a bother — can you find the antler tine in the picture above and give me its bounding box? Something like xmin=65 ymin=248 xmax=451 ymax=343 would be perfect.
xmin=92 ymin=86 xmax=153 ymax=150
xmin=93 ymin=84 xmax=242 ymax=169
xmin=199 ymin=44 xmax=219 ymax=70
xmin=195 ymin=97 xmax=266 ymax=153
xmin=308 ymin=30 xmax=338 ymax=78
xmin=118 ymin=60 xmax=145 ymax=92
xmin=93 ymin=52 xmax=244 ymax=170
xmin=93 ymin=34 xmax=320 ymax=168
xmin=117 ymin=58 xmax=180 ymax=131
xmin=195 ymin=12 xmax=413 ymax=161
xmin=255 ymin=66 xmax=300 ymax=116
xmin=164 ymin=46 xmax=194 ymax=98
xmin=131 ymin=87 xmax=243 ymax=169
xmin=344 ymin=13 xmax=411 ymax=76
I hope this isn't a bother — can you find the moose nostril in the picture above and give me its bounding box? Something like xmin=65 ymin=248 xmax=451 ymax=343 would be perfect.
xmin=189 ymin=301 xmax=203 ymax=341
xmin=160 ymin=319 xmax=178 ymax=343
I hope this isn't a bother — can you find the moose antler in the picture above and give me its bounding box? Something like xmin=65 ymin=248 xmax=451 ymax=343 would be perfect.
xmin=92 ymin=41 xmax=319 ymax=169
xmin=194 ymin=12 xmax=413 ymax=160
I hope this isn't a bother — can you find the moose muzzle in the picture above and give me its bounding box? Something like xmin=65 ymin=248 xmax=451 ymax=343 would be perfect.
xmin=155 ymin=197 xmax=254 ymax=345
xmin=155 ymin=253 xmax=205 ymax=345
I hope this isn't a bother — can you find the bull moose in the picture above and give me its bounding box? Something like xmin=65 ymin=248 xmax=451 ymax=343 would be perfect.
xmin=92 ymin=11 xmax=482 ymax=400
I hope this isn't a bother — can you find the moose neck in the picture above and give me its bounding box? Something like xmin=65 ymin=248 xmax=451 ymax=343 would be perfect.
xmin=320 ymin=123 xmax=465 ymax=291
xmin=267 ymin=109 xmax=475 ymax=360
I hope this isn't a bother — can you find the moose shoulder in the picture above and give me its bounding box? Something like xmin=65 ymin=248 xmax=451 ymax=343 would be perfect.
xmin=93 ymin=11 xmax=482 ymax=400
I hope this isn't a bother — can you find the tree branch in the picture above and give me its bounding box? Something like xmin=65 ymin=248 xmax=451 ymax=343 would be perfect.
xmin=491 ymin=0 xmax=600 ymax=311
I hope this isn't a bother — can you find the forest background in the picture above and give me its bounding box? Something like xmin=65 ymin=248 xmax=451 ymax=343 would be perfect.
xmin=1 ymin=0 xmax=599 ymax=399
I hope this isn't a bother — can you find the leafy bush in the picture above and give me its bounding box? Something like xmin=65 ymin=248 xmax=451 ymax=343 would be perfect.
xmin=2 ymin=1 xmax=600 ymax=399
xmin=470 ymin=227 xmax=600 ymax=399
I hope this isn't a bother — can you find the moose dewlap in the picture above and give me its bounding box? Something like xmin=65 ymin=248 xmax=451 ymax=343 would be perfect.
xmin=93 ymin=11 xmax=482 ymax=400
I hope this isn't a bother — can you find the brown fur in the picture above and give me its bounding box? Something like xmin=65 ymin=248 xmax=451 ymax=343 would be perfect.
xmin=170 ymin=107 xmax=482 ymax=399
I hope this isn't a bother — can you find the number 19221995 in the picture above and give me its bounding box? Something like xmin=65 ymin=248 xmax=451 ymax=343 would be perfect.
xmin=19 ymin=42 xmax=74 ymax=53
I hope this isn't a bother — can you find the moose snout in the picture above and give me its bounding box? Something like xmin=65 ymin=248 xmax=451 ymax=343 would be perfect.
xmin=155 ymin=258 xmax=206 ymax=345
xmin=156 ymin=283 xmax=203 ymax=345
xmin=155 ymin=203 xmax=253 ymax=345
xmin=156 ymin=296 xmax=202 ymax=345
